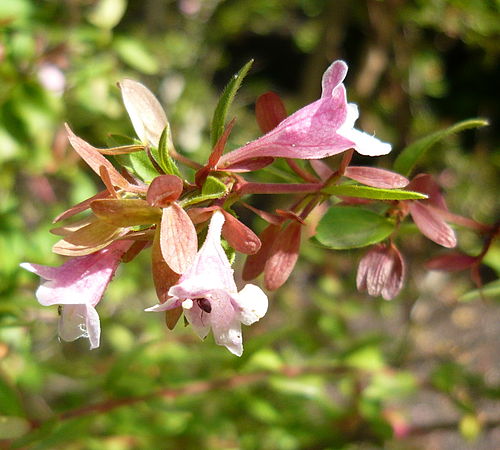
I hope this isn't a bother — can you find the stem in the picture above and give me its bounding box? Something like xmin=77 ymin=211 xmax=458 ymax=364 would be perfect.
xmin=169 ymin=147 xmax=203 ymax=170
xmin=285 ymin=159 xmax=320 ymax=183
xmin=238 ymin=182 xmax=323 ymax=195
xmin=427 ymin=205 xmax=494 ymax=234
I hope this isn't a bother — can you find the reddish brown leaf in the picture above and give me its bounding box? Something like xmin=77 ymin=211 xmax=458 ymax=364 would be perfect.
xmin=222 ymin=157 xmax=275 ymax=172
xmin=99 ymin=165 xmax=119 ymax=198
xmin=409 ymin=202 xmax=456 ymax=248
xmin=96 ymin=144 xmax=145 ymax=155
xmin=53 ymin=190 xmax=109 ymax=223
xmin=242 ymin=224 xmax=281 ymax=280
xmin=408 ymin=174 xmax=448 ymax=210
xmin=240 ymin=202 xmax=281 ymax=226
xmin=65 ymin=124 xmax=145 ymax=193
xmin=426 ymin=253 xmax=478 ymax=272
xmin=146 ymin=174 xmax=183 ymax=207
xmin=165 ymin=307 xmax=183 ymax=330
xmin=160 ymin=203 xmax=198 ymax=274
xmin=152 ymin=227 xmax=180 ymax=304
xmin=91 ymin=199 xmax=162 ymax=227
xmin=121 ymin=240 xmax=150 ymax=263
xmin=53 ymin=220 xmax=126 ymax=256
xmin=187 ymin=206 xmax=218 ymax=224
xmin=344 ymin=166 xmax=409 ymax=189
xmin=255 ymin=92 xmax=287 ymax=133
xmin=220 ymin=210 xmax=261 ymax=255
xmin=275 ymin=209 xmax=305 ymax=225
xmin=50 ymin=216 xmax=94 ymax=236
xmin=264 ymin=221 xmax=302 ymax=290
xmin=208 ymin=118 xmax=236 ymax=168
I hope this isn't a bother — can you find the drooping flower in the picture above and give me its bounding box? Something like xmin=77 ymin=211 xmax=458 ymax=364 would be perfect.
xmin=146 ymin=211 xmax=268 ymax=356
xmin=356 ymin=242 xmax=405 ymax=300
xmin=218 ymin=60 xmax=391 ymax=170
xmin=21 ymin=240 xmax=132 ymax=349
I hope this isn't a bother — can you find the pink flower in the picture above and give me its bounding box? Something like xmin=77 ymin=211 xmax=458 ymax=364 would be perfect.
xmin=218 ymin=60 xmax=391 ymax=169
xmin=21 ymin=240 xmax=132 ymax=349
xmin=356 ymin=242 xmax=405 ymax=300
xmin=146 ymin=211 xmax=268 ymax=356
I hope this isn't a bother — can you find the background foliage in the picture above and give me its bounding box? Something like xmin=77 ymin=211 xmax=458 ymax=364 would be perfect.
xmin=1 ymin=0 xmax=499 ymax=448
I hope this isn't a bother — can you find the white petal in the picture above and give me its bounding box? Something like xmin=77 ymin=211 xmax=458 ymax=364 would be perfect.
xmin=213 ymin=319 xmax=243 ymax=357
xmin=235 ymin=284 xmax=268 ymax=326
xmin=144 ymin=296 xmax=180 ymax=312
xmin=58 ymin=304 xmax=100 ymax=349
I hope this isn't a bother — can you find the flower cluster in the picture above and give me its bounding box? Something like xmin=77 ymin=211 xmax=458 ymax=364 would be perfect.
xmin=23 ymin=60 xmax=494 ymax=354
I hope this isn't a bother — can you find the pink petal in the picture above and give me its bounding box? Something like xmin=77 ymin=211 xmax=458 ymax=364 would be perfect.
xmin=356 ymin=244 xmax=394 ymax=297
xmin=321 ymin=60 xmax=348 ymax=97
xmin=409 ymin=202 xmax=457 ymax=248
xmin=344 ymin=166 xmax=409 ymax=188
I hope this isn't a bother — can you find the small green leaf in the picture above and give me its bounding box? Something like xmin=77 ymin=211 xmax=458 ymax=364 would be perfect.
xmin=116 ymin=148 xmax=160 ymax=183
xmin=459 ymin=279 xmax=500 ymax=302
xmin=114 ymin=36 xmax=159 ymax=75
xmin=157 ymin=125 xmax=181 ymax=177
xmin=87 ymin=0 xmax=127 ymax=30
xmin=201 ymin=175 xmax=227 ymax=197
xmin=315 ymin=206 xmax=394 ymax=249
xmin=210 ymin=59 xmax=253 ymax=147
xmin=393 ymin=118 xmax=489 ymax=176
xmin=323 ymin=184 xmax=427 ymax=200
xmin=180 ymin=176 xmax=227 ymax=207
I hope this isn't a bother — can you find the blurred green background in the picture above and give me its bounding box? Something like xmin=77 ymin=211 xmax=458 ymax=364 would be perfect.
xmin=1 ymin=0 xmax=499 ymax=448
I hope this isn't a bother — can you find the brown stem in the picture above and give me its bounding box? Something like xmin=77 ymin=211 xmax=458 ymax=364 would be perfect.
xmin=427 ymin=205 xmax=494 ymax=234
xmin=48 ymin=366 xmax=349 ymax=425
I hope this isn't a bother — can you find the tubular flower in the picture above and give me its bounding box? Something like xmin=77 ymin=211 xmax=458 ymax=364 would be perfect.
xmin=218 ymin=60 xmax=391 ymax=169
xmin=146 ymin=211 xmax=268 ymax=356
xmin=21 ymin=240 xmax=132 ymax=349
xmin=356 ymin=242 xmax=406 ymax=300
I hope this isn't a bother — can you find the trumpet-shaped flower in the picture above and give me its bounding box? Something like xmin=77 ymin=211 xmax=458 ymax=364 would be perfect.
xmin=21 ymin=240 xmax=132 ymax=349
xmin=146 ymin=211 xmax=268 ymax=356
xmin=218 ymin=60 xmax=391 ymax=169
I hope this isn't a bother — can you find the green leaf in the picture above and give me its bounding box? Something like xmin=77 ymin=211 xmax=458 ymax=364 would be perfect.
xmin=201 ymin=175 xmax=227 ymax=197
xmin=393 ymin=118 xmax=489 ymax=176
xmin=180 ymin=176 xmax=228 ymax=207
xmin=115 ymin=148 xmax=160 ymax=183
xmin=459 ymin=279 xmax=500 ymax=302
xmin=0 ymin=376 xmax=23 ymax=416
xmin=210 ymin=59 xmax=253 ymax=147
xmin=114 ymin=36 xmax=159 ymax=75
xmin=87 ymin=0 xmax=127 ymax=29
xmin=315 ymin=206 xmax=394 ymax=250
xmin=157 ymin=125 xmax=181 ymax=177
xmin=323 ymin=184 xmax=427 ymax=200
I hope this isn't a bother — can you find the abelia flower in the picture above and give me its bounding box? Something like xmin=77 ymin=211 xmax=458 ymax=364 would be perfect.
xmin=218 ymin=60 xmax=391 ymax=170
xmin=146 ymin=211 xmax=268 ymax=356
xmin=21 ymin=240 xmax=133 ymax=349
xmin=356 ymin=242 xmax=405 ymax=300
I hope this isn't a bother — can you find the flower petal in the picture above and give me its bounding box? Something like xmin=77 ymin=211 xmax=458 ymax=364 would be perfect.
xmin=234 ymin=284 xmax=268 ymax=326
